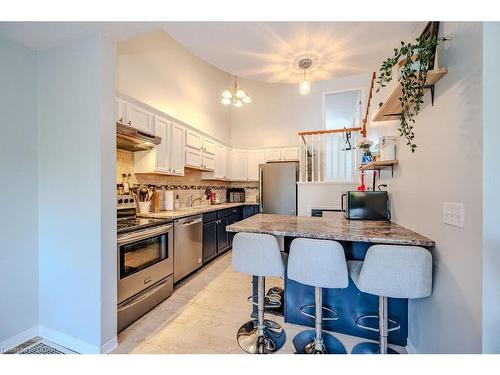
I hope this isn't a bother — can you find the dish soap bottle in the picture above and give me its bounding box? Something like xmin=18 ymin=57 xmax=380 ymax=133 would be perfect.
xmin=174 ymin=195 xmax=181 ymax=210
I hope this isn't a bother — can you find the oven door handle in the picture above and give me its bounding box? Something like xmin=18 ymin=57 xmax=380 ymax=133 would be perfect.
xmin=117 ymin=224 xmax=173 ymax=245
xmin=117 ymin=277 xmax=171 ymax=313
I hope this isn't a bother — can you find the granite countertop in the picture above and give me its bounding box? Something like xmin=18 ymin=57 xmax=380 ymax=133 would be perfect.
xmin=226 ymin=213 xmax=435 ymax=247
xmin=138 ymin=202 xmax=258 ymax=220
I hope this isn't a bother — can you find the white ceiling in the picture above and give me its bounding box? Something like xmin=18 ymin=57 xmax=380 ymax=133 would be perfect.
xmin=0 ymin=21 xmax=426 ymax=83
xmin=163 ymin=22 xmax=426 ymax=83
xmin=0 ymin=22 xmax=163 ymax=51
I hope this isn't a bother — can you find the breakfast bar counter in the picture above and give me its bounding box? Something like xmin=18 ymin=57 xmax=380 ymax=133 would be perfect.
xmin=226 ymin=213 xmax=435 ymax=247
xmin=226 ymin=213 xmax=435 ymax=347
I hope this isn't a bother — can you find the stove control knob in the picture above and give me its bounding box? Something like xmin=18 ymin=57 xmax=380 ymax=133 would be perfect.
xmin=130 ymin=198 xmax=134 ymax=203
xmin=124 ymin=199 xmax=129 ymax=203
xmin=118 ymin=199 xmax=123 ymax=204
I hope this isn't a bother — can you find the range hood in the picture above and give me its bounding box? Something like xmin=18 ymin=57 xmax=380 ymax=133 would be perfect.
xmin=116 ymin=122 xmax=161 ymax=152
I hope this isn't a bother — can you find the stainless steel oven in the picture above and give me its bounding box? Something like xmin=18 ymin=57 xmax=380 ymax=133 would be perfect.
xmin=117 ymin=222 xmax=174 ymax=331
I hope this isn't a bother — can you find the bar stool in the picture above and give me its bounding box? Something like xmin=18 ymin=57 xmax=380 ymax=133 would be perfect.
xmin=288 ymin=238 xmax=348 ymax=354
xmin=232 ymin=232 xmax=287 ymax=354
xmin=348 ymin=244 xmax=432 ymax=354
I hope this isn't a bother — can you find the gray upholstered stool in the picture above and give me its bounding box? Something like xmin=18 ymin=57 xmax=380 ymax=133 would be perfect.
xmin=348 ymin=245 xmax=432 ymax=354
xmin=232 ymin=232 xmax=287 ymax=354
xmin=288 ymin=238 xmax=348 ymax=354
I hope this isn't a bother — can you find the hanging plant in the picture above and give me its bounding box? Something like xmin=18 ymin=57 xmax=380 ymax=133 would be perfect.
xmin=376 ymin=36 xmax=439 ymax=152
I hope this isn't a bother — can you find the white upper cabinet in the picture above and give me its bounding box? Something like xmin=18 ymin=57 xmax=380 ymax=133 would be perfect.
xmin=115 ymin=98 xmax=126 ymax=124
xmin=247 ymin=150 xmax=266 ymax=181
xmin=186 ymin=130 xmax=203 ymax=150
xmin=213 ymin=144 xmax=228 ymax=179
xmin=169 ymin=122 xmax=185 ymax=175
xmin=203 ymin=138 xmax=216 ymax=155
xmin=225 ymin=147 xmax=232 ymax=180
xmin=265 ymin=149 xmax=282 ymax=162
xmin=231 ymin=150 xmax=248 ymax=181
xmin=126 ymin=102 xmax=154 ymax=133
xmin=185 ymin=129 xmax=216 ymax=171
xmin=202 ymin=153 xmax=215 ymax=171
xmin=265 ymin=147 xmax=299 ymax=162
xmin=134 ymin=116 xmax=185 ymax=176
xmin=185 ymin=148 xmax=202 ymax=169
xmin=153 ymin=116 xmax=170 ymax=172
xmin=282 ymin=147 xmax=299 ymax=161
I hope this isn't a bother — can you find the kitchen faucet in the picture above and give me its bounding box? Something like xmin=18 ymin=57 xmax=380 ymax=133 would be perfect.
xmin=188 ymin=195 xmax=202 ymax=207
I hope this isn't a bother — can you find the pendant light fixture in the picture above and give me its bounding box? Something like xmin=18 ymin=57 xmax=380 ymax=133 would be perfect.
xmin=298 ymin=58 xmax=312 ymax=96
xmin=221 ymin=76 xmax=251 ymax=107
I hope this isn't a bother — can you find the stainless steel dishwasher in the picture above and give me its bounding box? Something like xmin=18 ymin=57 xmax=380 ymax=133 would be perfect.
xmin=173 ymin=214 xmax=203 ymax=283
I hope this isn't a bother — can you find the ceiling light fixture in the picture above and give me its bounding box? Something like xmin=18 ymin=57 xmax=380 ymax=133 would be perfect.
xmin=221 ymin=76 xmax=251 ymax=107
xmin=298 ymin=58 xmax=312 ymax=96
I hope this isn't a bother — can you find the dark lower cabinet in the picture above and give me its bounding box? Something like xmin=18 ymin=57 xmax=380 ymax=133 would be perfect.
xmin=243 ymin=204 xmax=260 ymax=219
xmin=217 ymin=217 xmax=230 ymax=253
xmin=202 ymin=221 xmax=217 ymax=263
xmin=202 ymin=205 xmax=255 ymax=265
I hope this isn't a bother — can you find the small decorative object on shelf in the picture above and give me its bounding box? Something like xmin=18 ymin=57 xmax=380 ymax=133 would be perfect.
xmin=358 ymin=137 xmax=373 ymax=164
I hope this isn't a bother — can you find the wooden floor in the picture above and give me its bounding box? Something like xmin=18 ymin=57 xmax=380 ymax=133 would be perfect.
xmin=113 ymin=251 xmax=406 ymax=354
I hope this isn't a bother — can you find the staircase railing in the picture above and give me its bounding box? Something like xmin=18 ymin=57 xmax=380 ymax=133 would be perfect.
xmin=298 ymin=128 xmax=362 ymax=182
xmin=298 ymin=72 xmax=377 ymax=184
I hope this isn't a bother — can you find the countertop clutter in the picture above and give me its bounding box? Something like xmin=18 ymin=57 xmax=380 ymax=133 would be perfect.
xmin=138 ymin=202 xmax=259 ymax=220
xmin=226 ymin=212 xmax=435 ymax=247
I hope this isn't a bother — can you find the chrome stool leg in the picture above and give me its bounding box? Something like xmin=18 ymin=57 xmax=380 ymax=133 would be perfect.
xmin=237 ymin=276 xmax=286 ymax=354
xmin=352 ymin=296 xmax=399 ymax=354
xmin=292 ymin=287 xmax=347 ymax=354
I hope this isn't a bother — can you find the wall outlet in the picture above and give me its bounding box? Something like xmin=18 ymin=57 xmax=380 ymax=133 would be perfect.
xmin=443 ymin=202 xmax=464 ymax=228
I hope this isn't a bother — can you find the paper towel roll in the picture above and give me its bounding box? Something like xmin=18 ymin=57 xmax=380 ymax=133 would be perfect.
xmin=164 ymin=190 xmax=174 ymax=211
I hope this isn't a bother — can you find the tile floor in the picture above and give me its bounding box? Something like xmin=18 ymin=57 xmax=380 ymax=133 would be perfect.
xmin=113 ymin=251 xmax=406 ymax=354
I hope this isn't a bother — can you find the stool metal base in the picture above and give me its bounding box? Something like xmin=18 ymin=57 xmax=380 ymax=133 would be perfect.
xmin=351 ymin=342 xmax=399 ymax=354
xmin=237 ymin=319 xmax=286 ymax=354
xmin=292 ymin=330 xmax=347 ymax=354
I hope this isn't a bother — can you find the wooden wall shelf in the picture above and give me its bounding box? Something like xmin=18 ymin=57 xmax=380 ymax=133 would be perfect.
xmin=372 ymin=68 xmax=448 ymax=122
xmin=359 ymin=160 xmax=398 ymax=171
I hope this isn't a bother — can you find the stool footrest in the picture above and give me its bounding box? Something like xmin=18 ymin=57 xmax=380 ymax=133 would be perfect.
xmin=354 ymin=315 xmax=400 ymax=333
xmin=299 ymin=304 xmax=339 ymax=321
xmin=247 ymin=294 xmax=282 ymax=309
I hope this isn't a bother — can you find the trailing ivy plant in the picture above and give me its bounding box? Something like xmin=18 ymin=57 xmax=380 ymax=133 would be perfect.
xmin=376 ymin=36 xmax=439 ymax=153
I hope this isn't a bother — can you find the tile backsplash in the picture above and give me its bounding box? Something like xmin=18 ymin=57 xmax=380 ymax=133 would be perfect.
xmin=117 ymin=149 xmax=259 ymax=207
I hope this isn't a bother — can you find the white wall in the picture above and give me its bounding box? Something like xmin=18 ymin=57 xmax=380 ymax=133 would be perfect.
xmin=482 ymin=22 xmax=500 ymax=354
xmin=117 ymin=31 xmax=232 ymax=144
xmin=230 ymin=73 xmax=371 ymax=148
xmin=0 ymin=36 xmax=39 ymax=347
xmin=297 ymin=182 xmax=357 ymax=216
xmin=37 ymin=34 xmax=116 ymax=353
xmin=370 ymin=22 xmax=483 ymax=353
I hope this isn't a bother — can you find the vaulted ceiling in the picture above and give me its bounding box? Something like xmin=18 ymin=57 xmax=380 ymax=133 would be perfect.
xmin=0 ymin=21 xmax=426 ymax=83
xmin=163 ymin=22 xmax=426 ymax=83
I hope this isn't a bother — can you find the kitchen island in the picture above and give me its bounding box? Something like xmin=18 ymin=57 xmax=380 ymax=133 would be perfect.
xmin=226 ymin=213 xmax=435 ymax=347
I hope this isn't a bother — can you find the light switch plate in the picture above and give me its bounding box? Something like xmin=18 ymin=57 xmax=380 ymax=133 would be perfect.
xmin=443 ymin=202 xmax=464 ymax=228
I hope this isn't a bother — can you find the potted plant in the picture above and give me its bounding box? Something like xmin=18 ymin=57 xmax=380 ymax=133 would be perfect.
xmin=358 ymin=137 xmax=374 ymax=163
xmin=376 ymin=35 xmax=439 ymax=153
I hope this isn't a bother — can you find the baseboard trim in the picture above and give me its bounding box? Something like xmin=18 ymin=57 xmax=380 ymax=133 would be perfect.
xmin=38 ymin=325 xmax=99 ymax=354
xmin=0 ymin=326 xmax=39 ymax=353
xmin=100 ymin=336 xmax=118 ymax=354
xmin=406 ymin=339 xmax=417 ymax=354
xmin=2 ymin=326 xmax=117 ymax=354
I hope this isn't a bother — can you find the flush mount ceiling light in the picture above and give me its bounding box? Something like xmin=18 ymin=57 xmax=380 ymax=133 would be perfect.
xmin=298 ymin=58 xmax=313 ymax=96
xmin=221 ymin=76 xmax=251 ymax=107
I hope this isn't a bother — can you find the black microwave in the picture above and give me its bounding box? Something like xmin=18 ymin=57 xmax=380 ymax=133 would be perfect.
xmin=341 ymin=191 xmax=390 ymax=220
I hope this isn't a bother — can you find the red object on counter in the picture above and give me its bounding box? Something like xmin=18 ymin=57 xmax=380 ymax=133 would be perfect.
xmin=210 ymin=192 xmax=216 ymax=204
xmin=357 ymin=171 xmax=366 ymax=191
